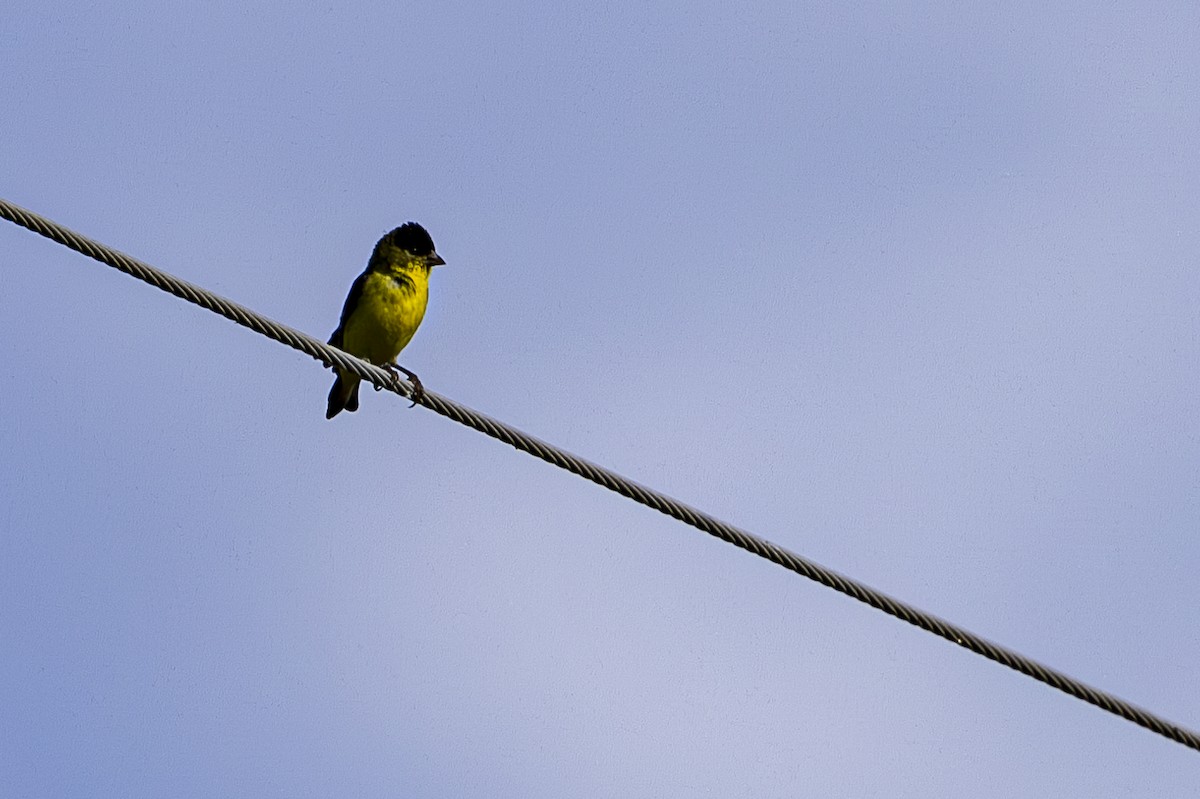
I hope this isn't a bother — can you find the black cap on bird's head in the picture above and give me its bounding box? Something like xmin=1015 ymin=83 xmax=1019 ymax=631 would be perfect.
xmin=384 ymin=222 xmax=445 ymax=265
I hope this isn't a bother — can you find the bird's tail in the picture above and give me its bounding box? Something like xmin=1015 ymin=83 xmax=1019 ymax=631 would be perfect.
xmin=326 ymin=372 xmax=361 ymax=419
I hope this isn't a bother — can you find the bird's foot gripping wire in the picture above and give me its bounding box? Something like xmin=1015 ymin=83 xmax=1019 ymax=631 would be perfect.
xmin=381 ymin=362 xmax=425 ymax=407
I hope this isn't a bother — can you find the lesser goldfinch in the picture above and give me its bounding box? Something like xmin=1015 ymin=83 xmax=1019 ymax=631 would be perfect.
xmin=326 ymin=222 xmax=445 ymax=419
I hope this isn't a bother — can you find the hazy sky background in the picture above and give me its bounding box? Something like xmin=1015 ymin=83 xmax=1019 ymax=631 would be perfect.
xmin=3 ymin=2 xmax=1199 ymax=796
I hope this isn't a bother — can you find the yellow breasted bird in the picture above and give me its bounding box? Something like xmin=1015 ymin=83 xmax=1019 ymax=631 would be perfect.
xmin=326 ymin=223 xmax=445 ymax=419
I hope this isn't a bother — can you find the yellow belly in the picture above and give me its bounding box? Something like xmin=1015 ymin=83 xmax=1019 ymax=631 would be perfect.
xmin=342 ymin=272 xmax=428 ymax=365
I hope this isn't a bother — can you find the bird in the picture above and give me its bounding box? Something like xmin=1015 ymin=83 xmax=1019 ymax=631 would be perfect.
xmin=326 ymin=222 xmax=445 ymax=419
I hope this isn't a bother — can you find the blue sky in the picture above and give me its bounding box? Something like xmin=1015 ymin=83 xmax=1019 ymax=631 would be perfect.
xmin=2 ymin=1 xmax=1198 ymax=795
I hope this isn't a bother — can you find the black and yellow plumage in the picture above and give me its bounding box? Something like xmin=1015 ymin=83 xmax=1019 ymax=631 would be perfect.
xmin=326 ymin=223 xmax=445 ymax=419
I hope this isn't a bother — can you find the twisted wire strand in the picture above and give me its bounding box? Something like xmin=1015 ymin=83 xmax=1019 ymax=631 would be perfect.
xmin=3 ymin=196 xmax=1197 ymax=753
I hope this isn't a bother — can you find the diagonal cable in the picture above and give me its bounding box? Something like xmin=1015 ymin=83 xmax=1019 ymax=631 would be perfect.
xmin=3 ymin=195 xmax=1197 ymax=752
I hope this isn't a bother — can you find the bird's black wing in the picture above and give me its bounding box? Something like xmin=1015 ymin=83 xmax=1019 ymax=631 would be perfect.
xmin=329 ymin=268 xmax=372 ymax=348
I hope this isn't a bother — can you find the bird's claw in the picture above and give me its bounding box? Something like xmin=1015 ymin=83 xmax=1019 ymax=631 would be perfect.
xmin=407 ymin=377 xmax=425 ymax=408
xmin=383 ymin=362 xmax=424 ymax=408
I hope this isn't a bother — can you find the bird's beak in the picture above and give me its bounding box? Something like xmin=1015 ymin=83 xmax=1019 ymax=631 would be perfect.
xmin=428 ymin=251 xmax=446 ymax=267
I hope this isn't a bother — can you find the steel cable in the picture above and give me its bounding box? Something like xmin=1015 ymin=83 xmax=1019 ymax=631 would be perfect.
xmin=3 ymin=196 xmax=1197 ymax=752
